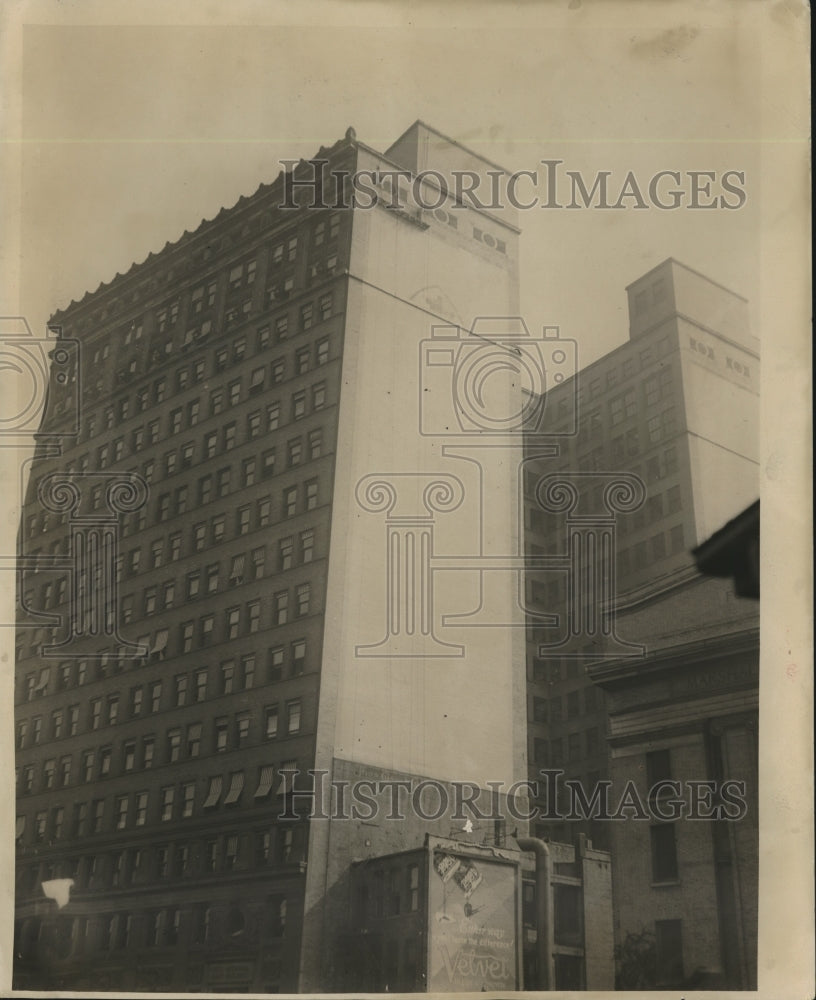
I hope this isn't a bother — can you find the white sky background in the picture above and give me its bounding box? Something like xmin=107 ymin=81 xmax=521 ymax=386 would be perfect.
xmin=0 ymin=1 xmax=811 ymax=997
xmin=11 ymin=10 xmax=769 ymax=358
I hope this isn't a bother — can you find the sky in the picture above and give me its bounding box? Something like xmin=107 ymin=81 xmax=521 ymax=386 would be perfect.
xmin=8 ymin=7 xmax=773 ymax=368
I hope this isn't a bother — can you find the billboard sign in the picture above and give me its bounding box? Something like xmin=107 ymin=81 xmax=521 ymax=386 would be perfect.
xmin=427 ymin=846 xmax=520 ymax=992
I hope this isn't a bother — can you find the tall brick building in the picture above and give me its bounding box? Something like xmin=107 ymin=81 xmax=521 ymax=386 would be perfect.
xmin=13 ymin=121 xmax=535 ymax=993
xmin=522 ymin=258 xmax=759 ymax=850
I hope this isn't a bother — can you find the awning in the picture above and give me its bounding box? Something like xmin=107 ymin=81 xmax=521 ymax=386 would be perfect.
xmin=153 ymin=630 xmax=169 ymax=654
xmin=203 ymin=776 xmax=223 ymax=808
xmin=15 ymin=816 xmax=25 ymax=840
xmin=34 ymin=669 xmax=49 ymax=693
xmin=224 ymin=772 xmax=245 ymax=805
xmin=229 ymin=556 xmax=245 ymax=580
xmin=254 ymin=765 xmax=275 ymax=799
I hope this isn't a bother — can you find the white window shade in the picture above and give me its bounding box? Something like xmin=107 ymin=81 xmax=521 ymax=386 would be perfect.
xmin=254 ymin=765 xmax=275 ymax=799
xmin=224 ymin=772 xmax=245 ymax=805
xmin=203 ymin=776 xmax=223 ymax=808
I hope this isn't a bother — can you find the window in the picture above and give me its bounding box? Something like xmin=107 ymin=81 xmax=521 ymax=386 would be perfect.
xmin=268 ymin=647 xmax=284 ymax=681
xmin=308 ymin=429 xmax=322 ymax=460
xmin=224 ymin=835 xmax=239 ymax=871
xmin=279 ymin=537 xmax=294 ymax=571
xmin=237 ymin=506 xmax=251 ymax=535
xmin=258 ymin=497 xmax=272 ymax=526
xmin=316 ymin=337 xmax=329 ymax=366
xmin=650 ymin=823 xmax=679 ymax=882
xmin=291 ymin=639 xmax=306 ymax=676
xmin=300 ymin=529 xmax=314 ymax=563
xmin=251 ymin=546 xmax=265 ymax=580
xmin=247 ymin=600 xmax=261 ymax=633
xmin=115 ymin=796 xmax=129 ymax=831
xmin=160 ymin=787 xmax=175 ymax=822
xmin=43 ymin=759 xmax=56 ymax=790
xmin=123 ymin=741 xmax=136 ymax=772
xmin=319 ymin=293 xmax=333 ymax=321
xmin=181 ymin=782 xmax=195 ymax=818
xmin=227 ymin=606 xmax=241 ymax=640
xmin=292 ymin=391 xmax=306 ymax=419
xmin=200 ymin=614 xmax=215 ymax=645
xmin=284 ymin=486 xmax=298 ymax=517
xmin=287 ymin=699 xmax=302 ymax=734
xmin=92 ymin=799 xmax=105 ymax=834
xmin=670 ymin=524 xmax=685 ymax=554
xmin=296 ymin=583 xmax=310 ymax=617
xmin=265 ymin=706 xmax=279 ymax=739
xmin=655 ymin=919 xmax=684 ymax=984
xmin=142 ymin=737 xmax=155 ymax=769
xmin=150 ymin=681 xmax=162 ymax=713
xmin=241 ymin=654 xmax=256 ymax=689
xmin=166 ymin=728 xmax=182 ymax=763
xmin=287 ymin=438 xmax=302 ymax=467
xmin=215 ymin=718 xmax=229 ymax=753
xmin=275 ymin=591 xmax=289 ymax=625
xmin=215 ymin=659 xmax=233 ymax=699
xmin=108 ymin=696 xmax=119 ymax=725
xmin=169 ymin=532 xmax=182 ymax=561
xmin=211 ymin=516 xmax=226 ymax=543
xmin=59 ymin=755 xmax=72 ymax=786
xmin=90 ymin=698 xmax=102 ymax=730
xmin=296 ymin=347 xmax=310 ymax=375
xmin=193 ymin=671 xmax=208 ymax=705
xmin=236 ymin=712 xmax=250 ymax=745
xmin=305 ymin=480 xmax=318 ymax=510
xmin=187 ymin=722 xmax=202 ymax=757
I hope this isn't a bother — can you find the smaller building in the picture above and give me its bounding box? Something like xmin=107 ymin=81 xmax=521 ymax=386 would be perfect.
xmin=589 ymin=564 xmax=758 ymax=990
xmin=339 ymin=833 xmax=614 ymax=992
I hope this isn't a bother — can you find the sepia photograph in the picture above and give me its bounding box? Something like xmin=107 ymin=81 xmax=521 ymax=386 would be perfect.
xmin=0 ymin=2 xmax=811 ymax=997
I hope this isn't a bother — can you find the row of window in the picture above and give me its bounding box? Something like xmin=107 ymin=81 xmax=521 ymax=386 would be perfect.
xmin=20 ymin=703 xmax=303 ymax=797
xmin=33 ymin=529 xmax=316 ymax=619
xmin=526 ymin=522 xmax=686 ymax=609
xmin=531 ymin=688 xmax=598 ymax=724
xmin=19 ymin=760 xmax=301 ymax=833
xmin=123 ymin=479 xmax=320 ymax=556
xmin=532 ymin=728 xmax=601 ymax=765
xmin=20 ymin=571 xmax=315 ymax=664
xmin=15 ymin=893 xmax=289 ymax=960
xmin=77 ymin=321 xmax=333 ymax=445
xmin=79 ymin=214 xmax=343 ymax=378
xmin=21 ymin=624 xmax=310 ymax=713
xmin=578 ymin=334 xmax=674 ymax=402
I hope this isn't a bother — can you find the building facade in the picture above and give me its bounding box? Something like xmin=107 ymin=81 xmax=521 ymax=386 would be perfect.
xmin=522 ymin=258 xmax=759 ymax=849
xmin=589 ymin=568 xmax=759 ymax=989
xmin=14 ymin=121 xmax=537 ymax=993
